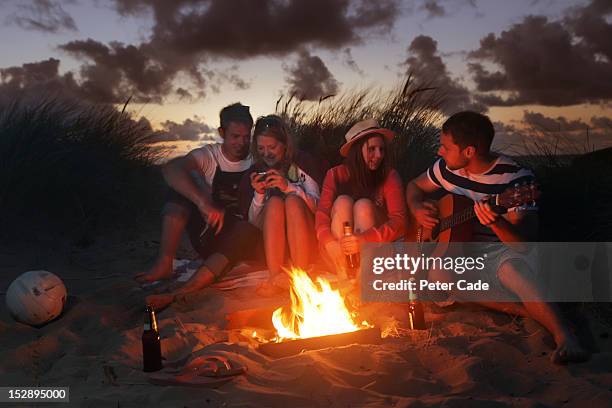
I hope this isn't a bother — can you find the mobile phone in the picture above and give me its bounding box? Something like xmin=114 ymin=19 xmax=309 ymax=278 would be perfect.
xmin=256 ymin=171 xmax=268 ymax=182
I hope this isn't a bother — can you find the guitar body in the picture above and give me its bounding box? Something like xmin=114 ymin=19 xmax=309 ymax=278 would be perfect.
xmin=406 ymin=194 xmax=475 ymax=257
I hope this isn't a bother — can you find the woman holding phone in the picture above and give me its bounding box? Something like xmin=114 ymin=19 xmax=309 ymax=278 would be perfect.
xmin=239 ymin=115 xmax=326 ymax=290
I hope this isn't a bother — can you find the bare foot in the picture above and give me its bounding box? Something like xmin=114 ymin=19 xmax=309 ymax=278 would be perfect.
xmin=255 ymin=282 xmax=285 ymax=297
xmin=551 ymin=332 xmax=590 ymax=364
xmin=135 ymin=257 xmax=174 ymax=283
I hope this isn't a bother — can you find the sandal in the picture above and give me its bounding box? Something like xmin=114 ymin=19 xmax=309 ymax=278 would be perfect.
xmin=147 ymin=355 xmax=246 ymax=388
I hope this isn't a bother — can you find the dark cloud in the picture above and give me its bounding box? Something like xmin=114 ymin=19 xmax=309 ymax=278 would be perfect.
xmin=422 ymin=0 xmax=445 ymax=18
xmin=176 ymin=87 xmax=194 ymax=101
xmin=591 ymin=115 xmax=612 ymax=129
xmin=148 ymin=117 xmax=217 ymax=143
xmin=284 ymin=49 xmax=339 ymax=101
xmin=522 ymin=111 xmax=588 ymax=132
xmin=114 ymin=0 xmax=399 ymax=57
xmin=468 ymin=0 xmax=612 ymax=107
xmin=565 ymin=0 xmax=612 ymax=63
xmin=0 ymin=58 xmax=84 ymax=105
xmin=403 ymin=35 xmax=485 ymax=114
xmin=342 ymin=48 xmax=364 ymax=75
xmin=6 ymin=0 xmax=77 ymax=33
xmin=31 ymin=0 xmax=398 ymax=104
xmin=58 ymin=39 xmax=187 ymax=103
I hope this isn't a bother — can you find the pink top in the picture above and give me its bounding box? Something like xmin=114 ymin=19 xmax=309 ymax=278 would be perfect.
xmin=315 ymin=164 xmax=407 ymax=247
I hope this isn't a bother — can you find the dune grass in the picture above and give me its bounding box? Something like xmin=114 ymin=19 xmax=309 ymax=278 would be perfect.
xmin=276 ymin=75 xmax=444 ymax=183
xmin=0 ymin=97 xmax=166 ymax=243
xmin=513 ymin=129 xmax=612 ymax=241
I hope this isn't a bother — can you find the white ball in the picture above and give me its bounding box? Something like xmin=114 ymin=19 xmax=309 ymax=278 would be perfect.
xmin=5 ymin=270 xmax=67 ymax=326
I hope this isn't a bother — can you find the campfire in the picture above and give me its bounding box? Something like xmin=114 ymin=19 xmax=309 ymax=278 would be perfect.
xmin=271 ymin=268 xmax=370 ymax=341
xmin=257 ymin=268 xmax=381 ymax=358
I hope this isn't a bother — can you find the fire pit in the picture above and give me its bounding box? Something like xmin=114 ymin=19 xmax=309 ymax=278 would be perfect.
xmin=255 ymin=268 xmax=381 ymax=358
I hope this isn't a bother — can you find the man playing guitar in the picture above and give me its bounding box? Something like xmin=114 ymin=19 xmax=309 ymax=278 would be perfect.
xmin=406 ymin=111 xmax=589 ymax=364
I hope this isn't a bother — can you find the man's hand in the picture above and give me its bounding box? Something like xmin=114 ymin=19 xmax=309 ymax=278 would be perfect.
xmin=250 ymin=172 xmax=267 ymax=194
xmin=263 ymin=169 xmax=289 ymax=192
xmin=474 ymin=199 xmax=501 ymax=226
xmin=200 ymin=203 xmax=225 ymax=235
xmin=412 ymin=201 xmax=439 ymax=229
xmin=340 ymin=234 xmax=360 ymax=256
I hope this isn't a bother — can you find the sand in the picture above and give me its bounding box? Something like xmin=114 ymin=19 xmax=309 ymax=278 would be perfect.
xmin=1 ymin=232 xmax=612 ymax=408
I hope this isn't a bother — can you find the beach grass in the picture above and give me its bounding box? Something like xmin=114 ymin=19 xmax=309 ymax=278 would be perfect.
xmin=0 ymin=96 xmax=166 ymax=243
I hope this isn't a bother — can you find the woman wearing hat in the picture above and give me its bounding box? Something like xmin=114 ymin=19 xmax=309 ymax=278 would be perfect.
xmin=315 ymin=119 xmax=407 ymax=277
xmin=239 ymin=115 xmax=326 ymax=289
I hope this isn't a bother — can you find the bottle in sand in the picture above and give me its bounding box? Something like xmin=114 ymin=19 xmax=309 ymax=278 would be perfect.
xmin=408 ymin=278 xmax=426 ymax=330
xmin=343 ymin=222 xmax=360 ymax=278
xmin=142 ymin=304 xmax=163 ymax=372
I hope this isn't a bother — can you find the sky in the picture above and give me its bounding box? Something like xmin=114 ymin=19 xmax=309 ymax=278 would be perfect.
xmin=1 ymin=0 xmax=611 ymax=155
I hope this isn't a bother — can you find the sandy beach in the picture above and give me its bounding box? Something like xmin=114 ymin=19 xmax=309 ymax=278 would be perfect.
xmin=1 ymin=227 xmax=611 ymax=408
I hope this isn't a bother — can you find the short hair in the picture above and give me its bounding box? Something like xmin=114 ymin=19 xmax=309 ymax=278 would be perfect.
xmin=442 ymin=111 xmax=495 ymax=154
xmin=219 ymin=102 xmax=253 ymax=130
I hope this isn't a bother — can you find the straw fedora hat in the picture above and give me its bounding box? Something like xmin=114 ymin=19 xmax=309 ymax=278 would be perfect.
xmin=339 ymin=119 xmax=395 ymax=157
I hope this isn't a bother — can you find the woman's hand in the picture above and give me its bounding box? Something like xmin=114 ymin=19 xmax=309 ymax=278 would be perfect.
xmin=250 ymin=171 xmax=267 ymax=194
xmin=263 ymin=169 xmax=289 ymax=193
xmin=340 ymin=234 xmax=361 ymax=255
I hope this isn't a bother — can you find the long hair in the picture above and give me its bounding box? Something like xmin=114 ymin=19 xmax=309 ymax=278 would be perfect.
xmin=252 ymin=115 xmax=294 ymax=171
xmin=344 ymin=134 xmax=391 ymax=199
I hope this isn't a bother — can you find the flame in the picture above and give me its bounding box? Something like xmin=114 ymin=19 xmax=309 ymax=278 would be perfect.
xmin=272 ymin=268 xmax=369 ymax=340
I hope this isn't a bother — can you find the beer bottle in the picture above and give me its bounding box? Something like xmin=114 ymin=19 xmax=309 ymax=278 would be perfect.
xmin=142 ymin=305 xmax=163 ymax=372
xmin=343 ymin=222 xmax=360 ymax=277
xmin=408 ymin=278 xmax=426 ymax=330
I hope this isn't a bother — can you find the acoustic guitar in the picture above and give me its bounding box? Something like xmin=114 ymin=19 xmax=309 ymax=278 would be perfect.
xmin=406 ymin=182 xmax=540 ymax=258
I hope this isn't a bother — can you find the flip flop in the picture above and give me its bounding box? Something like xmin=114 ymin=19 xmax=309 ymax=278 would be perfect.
xmin=147 ymin=355 xmax=246 ymax=387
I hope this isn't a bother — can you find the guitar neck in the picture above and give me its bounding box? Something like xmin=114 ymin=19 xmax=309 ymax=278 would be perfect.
xmin=438 ymin=206 xmax=477 ymax=233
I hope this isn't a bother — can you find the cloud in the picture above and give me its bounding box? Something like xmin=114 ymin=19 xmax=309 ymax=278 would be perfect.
xmin=421 ymin=0 xmax=445 ymax=18
xmin=0 ymin=58 xmax=84 ymax=105
xmin=6 ymin=0 xmax=77 ymax=33
xmin=342 ymin=48 xmax=364 ymax=75
xmin=402 ymin=35 xmax=485 ymax=114
xmin=284 ymin=49 xmax=339 ymax=101
xmin=21 ymin=0 xmax=398 ymax=105
xmin=522 ymin=111 xmax=588 ymax=131
xmin=591 ymin=115 xmax=612 ymax=129
xmin=468 ymin=0 xmax=612 ymax=107
xmin=114 ymin=0 xmax=400 ymax=57
xmin=148 ymin=117 xmax=217 ymax=143
xmin=58 ymin=39 xmax=187 ymax=103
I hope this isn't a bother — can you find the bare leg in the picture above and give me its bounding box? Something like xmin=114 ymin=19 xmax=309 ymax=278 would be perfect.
xmin=327 ymin=195 xmax=354 ymax=277
xmin=136 ymin=204 xmax=188 ymax=283
xmin=263 ymin=196 xmax=286 ymax=276
xmin=353 ymin=199 xmax=376 ymax=232
xmin=331 ymin=195 xmax=354 ymax=239
xmin=285 ymin=194 xmax=315 ymax=270
xmin=497 ymin=259 xmax=589 ymax=364
xmin=146 ymin=253 xmax=229 ymax=310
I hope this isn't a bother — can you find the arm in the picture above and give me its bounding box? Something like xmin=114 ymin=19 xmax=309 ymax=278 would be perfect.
xmin=162 ymin=150 xmax=224 ymax=233
xmin=406 ymin=170 xmax=442 ymax=229
xmin=314 ymin=169 xmax=337 ymax=249
xmin=474 ymin=202 xmax=539 ymax=252
xmin=285 ymin=170 xmax=320 ymax=214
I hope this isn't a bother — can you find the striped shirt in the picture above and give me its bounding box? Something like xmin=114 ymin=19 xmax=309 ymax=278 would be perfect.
xmin=427 ymin=155 xmax=537 ymax=241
